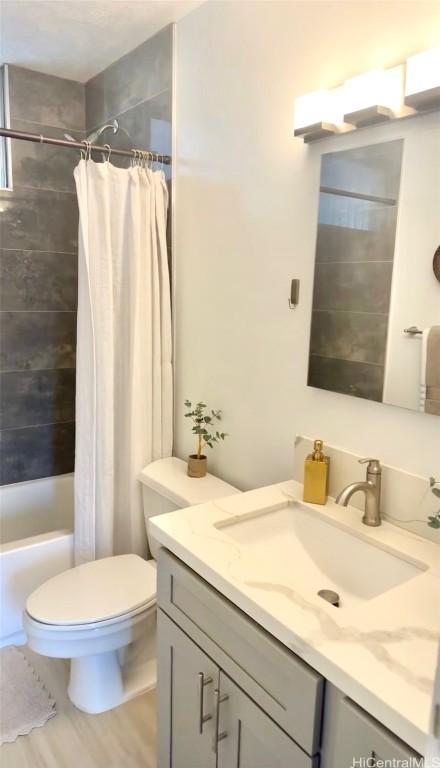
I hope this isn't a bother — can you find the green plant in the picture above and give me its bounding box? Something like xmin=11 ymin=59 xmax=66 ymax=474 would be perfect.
xmin=428 ymin=478 xmax=440 ymax=529
xmin=184 ymin=400 xmax=228 ymax=459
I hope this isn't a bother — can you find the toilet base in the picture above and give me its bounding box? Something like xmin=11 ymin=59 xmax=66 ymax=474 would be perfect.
xmin=68 ymin=650 xmax=123 ymax=713
xmin=68 ymin=650 xmax=157 ymax=714
xmin=67 ymin=614 xmax=157 ymax=714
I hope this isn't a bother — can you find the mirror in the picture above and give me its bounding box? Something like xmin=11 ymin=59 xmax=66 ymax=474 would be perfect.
xmin=308 ymin=115 xmax=440 ymax=414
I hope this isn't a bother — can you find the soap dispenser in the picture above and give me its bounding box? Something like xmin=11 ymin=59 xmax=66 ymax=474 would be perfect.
xmin=303 ymin=439 xmax=329 ymax=505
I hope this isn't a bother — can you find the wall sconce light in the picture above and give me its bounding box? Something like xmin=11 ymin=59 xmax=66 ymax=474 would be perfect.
xmin=404 ymin=48 xmax=440 ymax=110
xmin=343 ymin=66 xmax=404 ymax=127
xmin=294 ymin=89 xmax=343 ymax=142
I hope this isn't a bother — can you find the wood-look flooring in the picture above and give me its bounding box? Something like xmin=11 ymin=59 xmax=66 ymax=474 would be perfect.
xmin=1 ymin=648 xmax=156 ymax=768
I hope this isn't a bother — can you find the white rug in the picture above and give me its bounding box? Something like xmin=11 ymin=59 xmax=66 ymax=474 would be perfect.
xmin=0 ymin=646 xmax=56 ymax=744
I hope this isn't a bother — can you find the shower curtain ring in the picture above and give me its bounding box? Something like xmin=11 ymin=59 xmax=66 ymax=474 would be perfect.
xmin=103 ymin=144 xmax=112 ymax=164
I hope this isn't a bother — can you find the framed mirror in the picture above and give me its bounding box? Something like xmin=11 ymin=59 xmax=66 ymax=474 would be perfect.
xmin=308 ymin=114 xmax=440 ymax=414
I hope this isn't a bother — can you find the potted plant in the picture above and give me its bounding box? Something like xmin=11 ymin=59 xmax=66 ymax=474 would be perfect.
xmin=184 ymin=400 xmax=228 ymax=478
xmin=428 ymin=478 xmax=440 ymax=529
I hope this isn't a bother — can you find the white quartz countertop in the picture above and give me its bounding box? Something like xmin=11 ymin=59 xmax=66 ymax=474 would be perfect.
xmin=149 ymin=480 xmax=440 ymax=755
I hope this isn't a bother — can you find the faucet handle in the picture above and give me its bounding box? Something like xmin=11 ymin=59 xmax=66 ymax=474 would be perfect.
xmin=359 ymin=458 xmax=381 ymax=473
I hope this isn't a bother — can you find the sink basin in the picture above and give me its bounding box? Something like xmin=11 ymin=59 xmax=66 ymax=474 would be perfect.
xmin=216 ymin=501 xmax=426 ymax=611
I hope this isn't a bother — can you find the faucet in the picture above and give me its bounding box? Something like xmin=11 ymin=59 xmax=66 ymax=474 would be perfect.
xmin=335 ymin=458 xmax=382 ymax=526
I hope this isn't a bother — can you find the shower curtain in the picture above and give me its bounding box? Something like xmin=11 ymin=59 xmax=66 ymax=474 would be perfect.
xmin=73 ymin=160 xmax=173 ymax=565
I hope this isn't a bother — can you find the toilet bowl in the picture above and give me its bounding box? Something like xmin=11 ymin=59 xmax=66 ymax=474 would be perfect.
xmin=24 ymin=457 xmax=240 ymax=713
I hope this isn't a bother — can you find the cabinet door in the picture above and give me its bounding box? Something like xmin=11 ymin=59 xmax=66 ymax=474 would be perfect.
xmin=321 ymin=687 xmax=422 ymax=768
xmin=217 ymin=672 xmax=316 ymax=768
xmin=157 ymin=609 xmax=218 ymax=768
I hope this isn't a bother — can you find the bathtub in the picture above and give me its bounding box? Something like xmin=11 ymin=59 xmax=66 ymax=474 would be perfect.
xmin=0 ymin=474 xmax=74 ymax=647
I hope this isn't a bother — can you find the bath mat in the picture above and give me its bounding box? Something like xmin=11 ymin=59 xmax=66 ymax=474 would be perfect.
xmin=0 ymin=646 xmax=56 ymax=744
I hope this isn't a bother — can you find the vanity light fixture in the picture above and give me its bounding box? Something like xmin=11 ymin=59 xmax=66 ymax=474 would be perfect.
xmin=404 ymin=48 xmax=440 ymax=110
xmin=343 ymin=66 xmax=404 ymax=127
xmin=293 ymin=89 xmax=343 ymax=142
xmin=294 ymin=47 xmax=440 ymax=142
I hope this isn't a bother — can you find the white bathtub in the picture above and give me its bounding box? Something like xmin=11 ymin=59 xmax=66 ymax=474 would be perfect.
xmin=0 ymin=474 xmax=74 ymax=647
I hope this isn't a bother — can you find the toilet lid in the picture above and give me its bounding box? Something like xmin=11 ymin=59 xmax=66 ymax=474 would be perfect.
xmin=26 ymin=555 xmax=157 ymax=626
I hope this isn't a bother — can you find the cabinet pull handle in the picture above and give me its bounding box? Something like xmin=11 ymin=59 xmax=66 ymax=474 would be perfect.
xmin=212 ymin=688 xmax=229 ymax=754
xmin=197 ymin=673 xmax=213 ymax=734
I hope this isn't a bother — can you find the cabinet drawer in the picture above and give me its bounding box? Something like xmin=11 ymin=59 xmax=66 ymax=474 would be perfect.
xmin=158 ymin=549 xmax=324 ymax=756
xmin=321 ymin=685 xmax=422 ymax=768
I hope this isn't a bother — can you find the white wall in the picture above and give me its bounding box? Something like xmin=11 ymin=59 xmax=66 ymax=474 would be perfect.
xmin=383 ymin=113 xmax=440 ymax=410
xmin=174 ymin=1 xmax=440 ymax=493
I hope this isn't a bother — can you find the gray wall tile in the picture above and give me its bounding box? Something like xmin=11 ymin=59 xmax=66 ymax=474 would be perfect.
xmin=0 ymin=188 xmax=78 ymax=252
xmin=315 ymin=212 xmax=398 ymax=263
xmin=85 ymin=25 xmax=173 ymax=130
xmin=94 ymin=90 xmax=172 ymax=169
xmin=308 ymin=355 xmax=384 ymax=402
xmin=0 ymin=369 xmax=75 ymax=429
xmin=0 ymin=422 xmax=75 ymax=484
xmin=0 ymin=312 xmax=76 ymax=372
xmin=8 ymin=65 xmax=85 ymax=130
xmin=10 ymin=119 xmax=81 ymax=192
xmin=309 ymin=309 xmax=388 ymax=365
xmin=313 ymin=261 xmax=393 ymax=314
xmin=0 ymin=250 xmax=78 ymax=311
xmin=1 ymin=66 xmax=85 ymax=485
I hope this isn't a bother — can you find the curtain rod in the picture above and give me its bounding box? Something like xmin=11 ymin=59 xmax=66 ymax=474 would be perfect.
xmin=0 ymin=127 xmax=172 ymax=165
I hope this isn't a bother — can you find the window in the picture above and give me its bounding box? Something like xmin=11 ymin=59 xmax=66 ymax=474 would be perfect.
xmin=0 ymin=65 xmax=11 ymax=189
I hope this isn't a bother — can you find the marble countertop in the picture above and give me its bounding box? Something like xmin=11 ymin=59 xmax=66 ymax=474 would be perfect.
xmin=149 ymin=480 xmax=440 ymax=755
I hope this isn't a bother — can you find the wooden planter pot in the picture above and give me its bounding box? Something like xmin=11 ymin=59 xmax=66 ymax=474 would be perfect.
xmin=187 ymin=454 xmax=207 ymax=478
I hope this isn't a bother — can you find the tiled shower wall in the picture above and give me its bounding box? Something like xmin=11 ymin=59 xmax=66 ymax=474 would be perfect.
xmin=85 ymin=24 xmax=173 ymax=173
xmin=0 ymin=25 xmax=173 ymax=486
xmin=0 ymin=66 xmax=84 ymax=485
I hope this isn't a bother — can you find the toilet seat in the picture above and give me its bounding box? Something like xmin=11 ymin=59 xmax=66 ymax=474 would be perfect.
xmin=26 ymin=555 xmax=157 ymax=628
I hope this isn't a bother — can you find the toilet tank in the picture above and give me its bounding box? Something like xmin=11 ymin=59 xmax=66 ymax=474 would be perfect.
xmin=138 ymin=457 xmax=240 ymax=559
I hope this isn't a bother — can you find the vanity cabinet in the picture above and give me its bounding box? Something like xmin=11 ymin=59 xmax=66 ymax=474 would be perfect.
xmin=157 ymin=610 xmax=217 ymax=768
xmin=158 ymin=610 xmax=314 ymax=768
xmin=157 ymin=549 xmax=422 ymax=768
xmin=320 ymin=685 xmax=422 ymax=768
xmin=216 ymin=671 xmax=313 ymax=768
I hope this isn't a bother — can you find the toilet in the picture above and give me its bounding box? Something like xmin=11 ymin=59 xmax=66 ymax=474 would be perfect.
xmin=23 ymin=457 xmax=239 ymax=714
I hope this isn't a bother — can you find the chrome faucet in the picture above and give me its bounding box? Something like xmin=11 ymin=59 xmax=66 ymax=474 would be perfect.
xmin=335 ymin=458 xmax=382 ymax=527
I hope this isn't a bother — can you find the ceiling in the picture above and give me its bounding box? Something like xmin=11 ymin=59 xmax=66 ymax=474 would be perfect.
xmin=0 ymin=0 xmax=203 ymax=82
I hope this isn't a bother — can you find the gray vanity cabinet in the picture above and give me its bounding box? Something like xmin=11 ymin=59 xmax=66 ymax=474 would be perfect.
xmin=217 ymin=672 xmax=314 ymax=768
xmin=320 ymin=685 xmax=422 ymax=768
xmin=158 ymin=609 xmax=314 ymax=768
xmin=157 ymin=609 xmax=217 ymax=768
xmin=157 ymin=549 xmax=422 ymax=768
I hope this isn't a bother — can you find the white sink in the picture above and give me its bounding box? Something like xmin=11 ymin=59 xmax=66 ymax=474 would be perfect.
xmin=216 ymin=501 xmax=426 ymax=611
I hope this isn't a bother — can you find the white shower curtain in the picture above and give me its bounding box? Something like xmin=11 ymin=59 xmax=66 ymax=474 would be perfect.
xmin=73 ymin=159 xmax=173 ymax=565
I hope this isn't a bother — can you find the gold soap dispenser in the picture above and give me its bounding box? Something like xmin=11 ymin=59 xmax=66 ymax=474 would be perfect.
xmin=303 ymin=439 xmax=329 ymax=505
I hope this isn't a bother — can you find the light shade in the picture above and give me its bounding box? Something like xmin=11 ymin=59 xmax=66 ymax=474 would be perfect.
xmin=343 ymin=67 xmax=404 ymax=127
xmin=294 ymin=89 xmax=343 ymax=141
xmin=405 ymin=48 xmax=440 ymax=110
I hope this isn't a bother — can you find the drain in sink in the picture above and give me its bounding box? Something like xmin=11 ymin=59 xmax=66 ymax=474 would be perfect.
xmin=317 ymin=589 xmax=340 ymax=607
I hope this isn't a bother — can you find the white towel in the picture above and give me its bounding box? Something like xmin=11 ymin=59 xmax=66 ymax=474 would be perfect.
xmin=420 ymin=328 xmax=429 ymax=412
xmin=425 ymin=644 xmax=440 ymax=767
